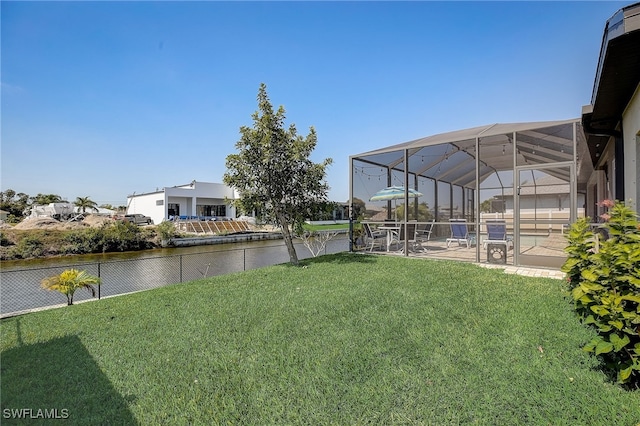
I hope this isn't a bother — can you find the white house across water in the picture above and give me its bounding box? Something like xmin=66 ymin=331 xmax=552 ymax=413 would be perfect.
xmin=126 ymin=181 xmax=238 ymax=226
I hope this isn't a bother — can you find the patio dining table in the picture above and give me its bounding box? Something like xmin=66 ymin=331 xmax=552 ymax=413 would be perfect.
xmin=378 ymin=224 xmax=400 ymax=252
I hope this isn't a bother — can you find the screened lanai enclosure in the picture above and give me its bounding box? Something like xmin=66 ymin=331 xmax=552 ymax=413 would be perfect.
xmin=349 ymin=119 xmax=594 ymax=268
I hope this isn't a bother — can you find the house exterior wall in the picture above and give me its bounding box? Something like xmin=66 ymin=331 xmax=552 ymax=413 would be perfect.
xmin=126 ymin=181 xmax=237 ymax=225
xmin=506 ymin=194 xmax=572 ymax=212
xmin=126 ymin=191 xmax=165 ymax=225
xmin=622 ymin=82 xmax=640 ymax=213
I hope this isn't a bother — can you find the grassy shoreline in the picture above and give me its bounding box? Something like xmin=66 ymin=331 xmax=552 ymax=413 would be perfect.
xmin=2 ymin=253 xmax=638 ymax=424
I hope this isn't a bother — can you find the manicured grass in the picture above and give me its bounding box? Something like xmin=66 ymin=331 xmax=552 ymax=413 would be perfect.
xmin=302 ymin=223 xmax=350 ymax=231
xmin=1 ymin=253 xmax=638 ymax=424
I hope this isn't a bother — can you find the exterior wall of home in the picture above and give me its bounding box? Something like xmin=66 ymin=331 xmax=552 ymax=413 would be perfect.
xmin=622 ymin=83 xmax=640 ymax=214
xmin=127 ymin=182 xmax=237 ymax=225
xmin=163 ymin=182 xmax=236 ymax=218
xmin=126 ymin=191 xmax=165 ymax=225
xmin=505 ymin=194 xmax=571 ymax=212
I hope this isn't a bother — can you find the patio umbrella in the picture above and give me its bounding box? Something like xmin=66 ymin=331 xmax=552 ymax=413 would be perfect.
xmin=369 ymin=186 xmax=423 ymax=220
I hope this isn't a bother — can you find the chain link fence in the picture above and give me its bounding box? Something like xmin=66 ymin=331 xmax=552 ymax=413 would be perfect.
xmin=1 ymin=236 xmax=349 ymax=318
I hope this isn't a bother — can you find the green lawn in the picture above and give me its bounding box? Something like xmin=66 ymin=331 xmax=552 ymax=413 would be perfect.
xmin=1 ymin=253 xmax=638 ymax=425
xmin=302 ymin=222 xmax=350 ymax=232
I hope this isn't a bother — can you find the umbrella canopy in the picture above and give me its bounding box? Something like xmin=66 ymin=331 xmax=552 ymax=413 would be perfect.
xmin=370 ymin=186 xmax=423 ymax=202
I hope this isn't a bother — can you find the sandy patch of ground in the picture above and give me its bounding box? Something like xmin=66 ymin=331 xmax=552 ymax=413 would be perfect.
xmin=11 ymin=215 xmax=118 ymax=231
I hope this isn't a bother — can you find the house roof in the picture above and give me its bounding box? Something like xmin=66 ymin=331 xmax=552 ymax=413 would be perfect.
xmin=500 ymin=175 xmax=569 ymax=197
xmin=582 ymin=2 xmax=640 ymax=165
xmin=351 ymin=119 xmax=591 ymax=190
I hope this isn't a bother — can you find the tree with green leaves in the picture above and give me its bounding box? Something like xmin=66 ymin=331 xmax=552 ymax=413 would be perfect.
xmin=74 ymin=196 xmax=99 ymax=213
xmin=224 ymin=83 xmax=333 ymax=266
xmin=350 ymin=197 xmax=366 ymax=221
xmin=396 ymin=201 xmax=433 ymax=221
xmin=30 ymin=193 xmax=65 ymax=205
xmin=480 ymin=199 xmax=492 ymax=213
xmin=0 ymin=189 xmax=30 ymax=221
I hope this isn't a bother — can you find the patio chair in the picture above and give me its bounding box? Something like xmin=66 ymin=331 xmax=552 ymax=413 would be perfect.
xmin=446 ymin=219 xmax=474 ymax=248
xmin=482 ymin=220 xmax=513 ymax=250
xmin=414 ymin=221 xmax=434 ymax=252
xmin=363 ymin=223 xmax=386 ymax=252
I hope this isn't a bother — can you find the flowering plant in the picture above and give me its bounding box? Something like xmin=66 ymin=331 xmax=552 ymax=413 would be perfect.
xmin=597 ymin=199 xmax=615 ymax=222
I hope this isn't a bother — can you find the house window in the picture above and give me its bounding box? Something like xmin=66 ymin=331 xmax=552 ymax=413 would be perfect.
xmin=196 ymin=205 xmax=226 ymax=217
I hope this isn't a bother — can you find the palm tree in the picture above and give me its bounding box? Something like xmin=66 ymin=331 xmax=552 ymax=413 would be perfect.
xmin=74 ymin=196 xmax=99 ymax=213
xmin=30 ymin=193 xmax=65 ymax=205
xmin=41 ymin=269 xmax=101 ymax=305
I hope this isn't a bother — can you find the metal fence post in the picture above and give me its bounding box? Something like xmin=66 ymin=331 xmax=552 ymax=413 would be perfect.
xmin=180 ymin=255 xmax=183 ymax=283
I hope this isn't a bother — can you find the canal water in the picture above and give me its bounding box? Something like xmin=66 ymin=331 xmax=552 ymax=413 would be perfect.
xmin=1 ymin=235 xmax=350 ymax=318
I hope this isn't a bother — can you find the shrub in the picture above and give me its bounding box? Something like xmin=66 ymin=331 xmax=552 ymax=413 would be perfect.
xmin=155 ymin=220 xmax=179 ymax=244
xmin=561 ymin=200 xmax=640 ymax=387
xmin=0 ymin=231 xmax=11 ymax=247
xmin=99 ymin=221 xmax=152 ymax=252
xmin=8 ymin=235 xmax=45 ymax=259
xmin=62 ymin=228 xmax=104 ymax=254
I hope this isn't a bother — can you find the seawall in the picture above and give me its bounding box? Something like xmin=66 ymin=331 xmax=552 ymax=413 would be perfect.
xmin=168 ymin=232 xmax=283 ymax=247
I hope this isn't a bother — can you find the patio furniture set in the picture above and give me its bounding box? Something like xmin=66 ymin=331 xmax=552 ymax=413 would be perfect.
xmin=363 ymin=221 xmax=434 ymax=253
xmin=362 ymin=219 xmax=513 ymax=263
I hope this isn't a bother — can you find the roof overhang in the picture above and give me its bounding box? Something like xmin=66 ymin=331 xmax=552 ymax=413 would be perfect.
xmin=582 ymin=2 xmax=640 ymax=165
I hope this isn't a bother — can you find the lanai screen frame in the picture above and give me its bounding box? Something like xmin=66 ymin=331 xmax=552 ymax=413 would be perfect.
xmin=349 ymin=118 xmax=593 ymax=266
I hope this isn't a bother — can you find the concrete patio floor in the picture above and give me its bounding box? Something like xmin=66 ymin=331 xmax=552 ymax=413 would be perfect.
xmin=362 ymin=235 xmax=567 ymax=280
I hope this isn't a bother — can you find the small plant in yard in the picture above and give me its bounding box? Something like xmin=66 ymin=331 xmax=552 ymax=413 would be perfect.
xmin=41 ymin=268 xmax=101 ymax=305
xmin=297 ymin=230 xmax=339 ymax=257
xmin=562 ymin=200 xmax=640 ymax=387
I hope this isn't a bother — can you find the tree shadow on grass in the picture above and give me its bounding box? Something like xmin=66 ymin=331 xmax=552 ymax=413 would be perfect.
xmin=296 ymin=251 xmax=379 ymax=266
xmin=1 ymin=333 xmax=138 ymax=425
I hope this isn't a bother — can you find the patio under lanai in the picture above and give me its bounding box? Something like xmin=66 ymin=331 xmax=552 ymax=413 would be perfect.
xmin=349 ymin=119 xmax=594 ymax=269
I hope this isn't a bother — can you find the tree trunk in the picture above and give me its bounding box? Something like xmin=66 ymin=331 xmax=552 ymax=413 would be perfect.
xmin=276 ymin=212 xmax=299 ymax=266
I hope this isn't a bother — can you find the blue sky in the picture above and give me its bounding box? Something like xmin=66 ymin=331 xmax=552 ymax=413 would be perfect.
xmin=1 ymin=1 xmax=629 ymax=207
